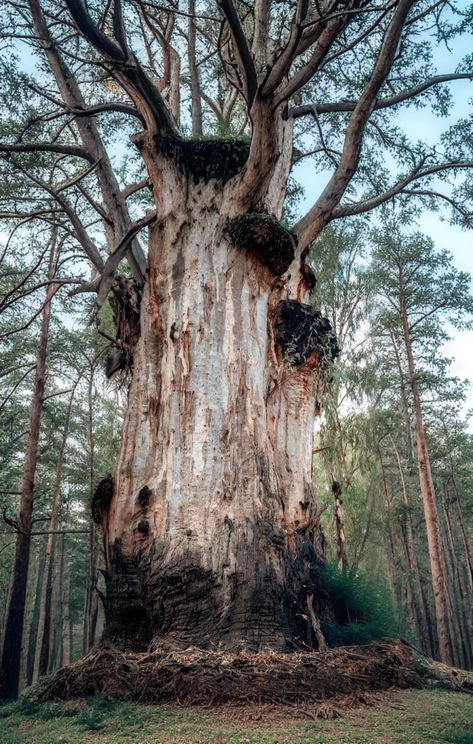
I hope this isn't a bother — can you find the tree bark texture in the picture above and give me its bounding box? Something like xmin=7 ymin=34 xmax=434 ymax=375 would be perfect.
xmin=98 ymin=123 xmax=335 ymax=652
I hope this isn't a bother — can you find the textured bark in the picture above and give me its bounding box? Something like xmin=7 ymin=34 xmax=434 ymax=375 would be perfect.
xmin=99 ymin=125 xmax=333 ymax=652
xmin=0 ymin=246 xmax=56 ymax=699
xmin=329 ymin=481 xmax=347 ymax=573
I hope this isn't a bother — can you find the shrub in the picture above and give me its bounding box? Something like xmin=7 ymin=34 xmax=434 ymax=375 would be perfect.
xmin=322 ymin=563 xmax=397 ymax=645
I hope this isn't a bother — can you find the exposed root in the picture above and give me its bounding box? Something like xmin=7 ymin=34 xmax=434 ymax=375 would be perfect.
xmin=36 ymin=638 xmax=473 ymax=706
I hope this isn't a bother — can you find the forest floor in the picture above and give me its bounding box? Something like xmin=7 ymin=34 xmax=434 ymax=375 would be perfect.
xmin=0 ymin=689 xmax=472 ymax=744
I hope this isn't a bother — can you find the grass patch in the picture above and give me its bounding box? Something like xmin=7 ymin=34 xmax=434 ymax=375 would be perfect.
xmin=0 ymin=689 xmax=471 ymax=743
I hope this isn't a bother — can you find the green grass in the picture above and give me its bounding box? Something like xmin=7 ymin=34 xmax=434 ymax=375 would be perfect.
xmin=0 ymin=689 xmax=472 ymax=743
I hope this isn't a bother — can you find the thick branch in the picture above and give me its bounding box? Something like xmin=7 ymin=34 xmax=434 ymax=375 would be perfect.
xmin=262 ymin=0 xmax=309 ymax=97
xmin=275 ymin=14 xmax=349 ymax=105
xmin=64 ymin=0 xmax=178 ymax=135
xmin=218 ymin=0 xmax=257 ymax=107
xmin=294 ymin=0 xmax=417 ymax=251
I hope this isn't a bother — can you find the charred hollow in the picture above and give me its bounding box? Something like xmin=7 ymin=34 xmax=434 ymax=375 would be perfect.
xmin=274 ymin=300 xmax=339 ymax=368
xmin=104 ymin=277 xmax=142 ymax=379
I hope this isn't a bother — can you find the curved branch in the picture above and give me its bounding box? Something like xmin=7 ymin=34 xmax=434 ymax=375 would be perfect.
xmin=64 ymin=0 xmax=177 ymax=135
xmin=293 ymin=0 xmax=418 ymax=252
xmin=71 ymin=212 xmax=156 ymax=305
xmin=331 ymin=161 xmax=473 ymax=218
xmin=261 ymin=0 xmax=309 ymax=97
xmin=289 ymin=73 xmax=473 ymax=117
xmin=218 ymin=0 xmax=257 ymax=107
xmin=0 ymin=142 xmax=95 ymax=162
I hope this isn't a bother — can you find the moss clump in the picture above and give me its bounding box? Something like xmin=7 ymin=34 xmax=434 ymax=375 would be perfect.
xmin=154 ymin=135 xmax=249 ymax=183
xmin=227 ymin=213 xmax=296 ymax=275
xmin=274 ymin=300 xmax=339 ymax=367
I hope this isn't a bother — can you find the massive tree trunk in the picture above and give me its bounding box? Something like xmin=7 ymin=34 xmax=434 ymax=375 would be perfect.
xmin=96 ymin=121 xmax=336 ymax=652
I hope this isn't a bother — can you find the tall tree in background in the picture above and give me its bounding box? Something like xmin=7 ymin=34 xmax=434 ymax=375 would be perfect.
xmin=370 ymin=218 xmax=473 ymax=666
xmin=0 ymin=238 xmax=58 ymax=699
xmin=1 ymin=0 xmax=473 ymax=696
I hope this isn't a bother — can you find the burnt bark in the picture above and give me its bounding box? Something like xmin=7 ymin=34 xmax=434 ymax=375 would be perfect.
xmin=94 ymin=130 xmax=336 ymax=653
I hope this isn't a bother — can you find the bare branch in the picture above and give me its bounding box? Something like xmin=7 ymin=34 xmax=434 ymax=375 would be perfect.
xmin=262 ymin=0 xmax=310 ymax=97
xmin=64 ymin=0 xmax=178 ymax=135
xmin=289 ymin=73 xmax=473 ymax=118
xmin=332 ymin=161 xmax=473 ymax=218
xmin=0 ymin=142 xmax=95 ymax=162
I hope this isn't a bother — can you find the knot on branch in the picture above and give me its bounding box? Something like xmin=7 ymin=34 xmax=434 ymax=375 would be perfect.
xmin=226 ymin=213 xmax=296 ymax=276
xmin=152 ymin=135 xmax=249 ymax=184
xmin=92 ymin=475 xmax=114 ymax=525
xmin=105 ymin=277 xmax=142 ymax=379
xmin=274 ymin=300 xmax=339 ymax=368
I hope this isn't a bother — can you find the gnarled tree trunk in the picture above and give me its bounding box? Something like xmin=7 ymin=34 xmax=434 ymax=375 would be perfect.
xmin=97 ymin=119 xmax=337 ymax=653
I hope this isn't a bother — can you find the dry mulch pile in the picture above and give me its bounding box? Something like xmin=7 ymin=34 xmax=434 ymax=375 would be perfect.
xmin=38 ymin=638 xmax=473 ymax=706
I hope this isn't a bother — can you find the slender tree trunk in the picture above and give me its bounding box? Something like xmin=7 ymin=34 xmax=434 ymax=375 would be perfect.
xmin=0 ymin=242 xmax=57 ymax=699
xmin=448 ymin=459 xmax=473 ymax=592
xmin=34 ymin=386 xmax=76 ymax=680
xmin=98 ymin=117 xmax=332 ymax=651
xmin=83 ymin=368 xmax=99 ymax=654
xmin=25 ymin=538 xmax=47 ymax=686
xmin=62 ymin=573 xmax=72 ymax=666
xmin=188 ymin=0 xmax=203 ymax=136
xmin=440 ymin=482 xmax=472 ymax=669
xmin=332 ymin=481 xmax=347 ymax=573
xmin=379 ymin=456 xmax=402 ymax=634
xmin=49 ymin=534 xmax=65 ymax=673
xmin=400 ymin=291 xmax=455 ymax=665
xmin=390 ymin=435 xmax=435 ymax=656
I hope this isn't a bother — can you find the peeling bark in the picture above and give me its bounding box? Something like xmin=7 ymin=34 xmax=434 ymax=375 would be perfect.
xmin=99 ymin=131 xmax=336 ymax=652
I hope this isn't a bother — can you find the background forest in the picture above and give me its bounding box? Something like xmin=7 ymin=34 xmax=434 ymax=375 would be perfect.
xmin=1 ymin=202 xmax=472 ymax=689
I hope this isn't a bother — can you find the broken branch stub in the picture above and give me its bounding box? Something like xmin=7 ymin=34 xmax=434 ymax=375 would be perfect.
xmin=226 ymin=213 xmax=296 ymax=275
xmin=274 ymin=300 xmax=339 ymax=368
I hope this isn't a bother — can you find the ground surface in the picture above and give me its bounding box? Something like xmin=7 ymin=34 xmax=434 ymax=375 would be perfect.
xmin=0 ymin=689 xmax=472 ymax=743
